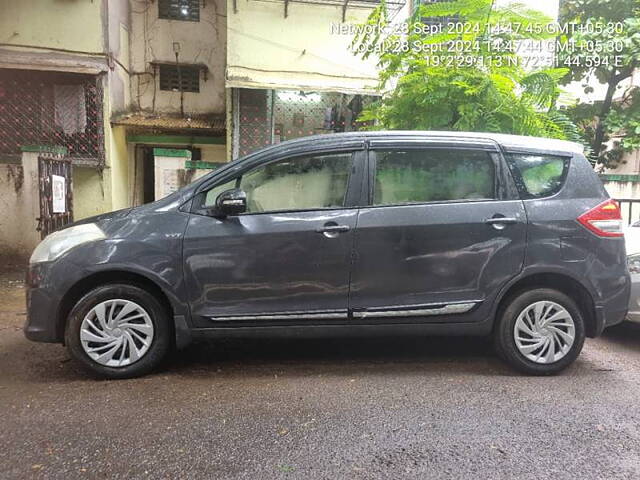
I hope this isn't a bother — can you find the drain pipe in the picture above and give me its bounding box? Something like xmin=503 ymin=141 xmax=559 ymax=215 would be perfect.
xmin=173 ymin=42 xmax=184 ymax=117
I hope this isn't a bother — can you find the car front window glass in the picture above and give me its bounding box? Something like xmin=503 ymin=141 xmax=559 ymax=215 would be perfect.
xmin=202 ymin=152 xmax=353 ymax=213
xmin=240 ymin=153 xmax=352 ymax=213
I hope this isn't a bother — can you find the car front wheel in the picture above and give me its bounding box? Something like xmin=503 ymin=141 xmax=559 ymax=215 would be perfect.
xmin=494 ymin=288 xmax=586 ymax=375
xmin=65 ymin=283 xmax=171 ymax=379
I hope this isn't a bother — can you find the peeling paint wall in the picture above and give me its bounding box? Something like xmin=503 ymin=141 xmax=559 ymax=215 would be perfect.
xmin=0 ymin=157 xmax=41 ymax=256
xmin=129 ymin=0 xmax=227 ymax=115
xmin=226 ymin=0 xmax=404 ymax=93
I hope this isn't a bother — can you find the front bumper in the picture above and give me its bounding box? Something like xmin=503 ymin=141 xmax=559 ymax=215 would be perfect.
xmin=24 ymin=263 xmax=63 ymax=343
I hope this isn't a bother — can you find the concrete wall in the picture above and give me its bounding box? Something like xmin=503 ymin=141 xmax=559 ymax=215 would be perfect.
xmin=0 ymin=154 xmax=47 ymax=256
xmin=226 ymin=0 xmax=394 ymax=93
xmin=604 ymin=149 xmax=640 ymax=176
xmin=604 ymin=181 xmax=640 ymax=198
xmin=107 ymin=0 xmax=132 ymax=115
xmin=0 ymin=164 xmax=32 ymax=255
xmin=129 ymin=0 xmax=227 ymax=115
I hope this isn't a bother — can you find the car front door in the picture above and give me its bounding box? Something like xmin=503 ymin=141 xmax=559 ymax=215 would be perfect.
xmin=350 ymin=139 xmax=526 ymax=322
xmin=183 ymin=148 xmax=364 ymax=327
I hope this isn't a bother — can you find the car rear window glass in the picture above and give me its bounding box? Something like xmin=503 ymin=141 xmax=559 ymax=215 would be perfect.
xmin=373 ymin=149 xmax=496 ymax=205
xmin=505 ymin=153 xmax=569 ymax=199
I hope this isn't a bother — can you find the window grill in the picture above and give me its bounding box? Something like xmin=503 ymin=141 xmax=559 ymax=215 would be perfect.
xmin=159 ymin=65 xmax=200 ymax=93
xmin=234 ymin=88 xmax=375 ymax=158
xmin=417 ymin=0 xmax=460 ymax=29
xmin=158 ymin=0 xmax=200 ymax=22
xmin=0 ymin=69 xmax=104 ymax=165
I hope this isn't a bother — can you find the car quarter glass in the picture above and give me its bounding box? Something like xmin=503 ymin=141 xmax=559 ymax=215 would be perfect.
xmin=504 ymin=153 xmax=570 ymax=199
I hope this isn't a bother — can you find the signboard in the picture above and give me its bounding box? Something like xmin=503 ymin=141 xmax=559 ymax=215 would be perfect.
xmin=52 ymin=174 xmax=66 ymax=213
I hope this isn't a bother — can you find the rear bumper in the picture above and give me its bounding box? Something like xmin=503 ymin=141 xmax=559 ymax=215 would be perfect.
xmin=593 ymin=273 xmax=631 ymax=336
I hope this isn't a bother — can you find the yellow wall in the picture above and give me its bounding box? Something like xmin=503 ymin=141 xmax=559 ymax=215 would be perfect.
xmin=108 ymin=126 xmax=131 ymax=211
xmin=73 ymin=125 xmax=130 ymax=218
xmin=0 ymin=0 xmax=104 ymax=53
xmin=73 ymin=168 xmax=110 ymax=220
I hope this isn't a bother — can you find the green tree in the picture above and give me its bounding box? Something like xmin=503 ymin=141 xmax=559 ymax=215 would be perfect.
xmin=559 ymin=0 xmax=640 ymax=166
xmin=352 ymin=0 xmax=580 ymax=141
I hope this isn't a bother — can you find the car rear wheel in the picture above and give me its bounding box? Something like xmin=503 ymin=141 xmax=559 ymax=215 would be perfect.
xmin=65 ymin=284 xmax=171 ymax=379
xmin=494 ymin=288 xmax=585 ymax=375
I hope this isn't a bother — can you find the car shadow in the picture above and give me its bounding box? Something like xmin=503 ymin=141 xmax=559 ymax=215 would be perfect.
xmin=5 ymin=330 xmax=609 ymax=384
xmin=600 ymin=320 xmax=640 ymax=353
xmin=165 ymin=335 xmax=513 ymax=379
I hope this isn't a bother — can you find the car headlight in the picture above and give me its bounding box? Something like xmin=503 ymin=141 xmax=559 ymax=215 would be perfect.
xmin=29 ymin=223 xmax=106 ymax=264
xmin=628 ymin=253 xmax=640 ymax=275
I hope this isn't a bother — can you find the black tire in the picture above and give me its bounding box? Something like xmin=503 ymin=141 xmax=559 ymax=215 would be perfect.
xmin=494 ymin=288 xmax=586 ymax=375
xmin=65 ymin=283 xmax=171 ymax=379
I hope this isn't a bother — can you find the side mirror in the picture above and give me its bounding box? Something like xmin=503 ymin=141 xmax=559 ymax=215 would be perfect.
xmin=214 ymin=188 xmax=247 ymax=217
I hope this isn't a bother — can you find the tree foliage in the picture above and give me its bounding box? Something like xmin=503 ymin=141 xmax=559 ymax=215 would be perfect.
xmin=559 ymin=0 xmax=640 ymax=166
xmin=352 ymin=0 xmax=580 ymax=142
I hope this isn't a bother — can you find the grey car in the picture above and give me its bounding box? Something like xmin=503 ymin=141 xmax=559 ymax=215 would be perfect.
xmin=624 ymin=223 xmax=640 ymax=322
xmin=24 ymin=131 xmax=630 ymax=378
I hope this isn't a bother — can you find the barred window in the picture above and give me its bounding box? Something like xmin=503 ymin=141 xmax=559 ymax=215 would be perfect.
xmin=416 ymin=0 xmax=460 ymax=30
xmin=159 ymin=65 xmax=200 ymax=93
xmin=158 ymin=0 xmax=200 ymax=22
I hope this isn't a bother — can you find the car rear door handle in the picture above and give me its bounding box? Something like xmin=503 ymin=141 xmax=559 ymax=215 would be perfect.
xmin=316 ymin=223 xmax=350 ymax=237
xmin=316 ymin=225 xmax=350 ymax=233
xmin=485 ymin=216 xmax=518 ymax=230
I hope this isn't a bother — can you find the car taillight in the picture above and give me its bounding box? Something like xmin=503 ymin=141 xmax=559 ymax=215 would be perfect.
xmin=577 ymin=199 xmax=623 ymax=237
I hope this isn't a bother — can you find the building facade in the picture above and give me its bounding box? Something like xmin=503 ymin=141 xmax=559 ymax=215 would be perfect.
xmin=0 ymin=0 xmax=132 ymax=218
xmin=117 ymin=0 xmax=227 ymax=205
xmin=226 ymin=0 xmax=407 ymax=158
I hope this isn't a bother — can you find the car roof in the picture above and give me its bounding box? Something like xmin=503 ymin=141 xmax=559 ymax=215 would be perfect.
xmin=249 ymin=131 xmax=584 ymax=157
xmin=194 ymin=131 xmax=583 ymax=194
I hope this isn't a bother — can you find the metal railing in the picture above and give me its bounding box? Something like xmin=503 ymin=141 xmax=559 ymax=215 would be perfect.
xmin=615 ymin=199 xmax=640 ymax=226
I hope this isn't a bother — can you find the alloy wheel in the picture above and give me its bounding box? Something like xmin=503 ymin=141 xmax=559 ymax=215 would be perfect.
xmin=79 ymin=299 xmax=155 ymax=367
xmin=513 ymin=300 xmax=576 ymax=364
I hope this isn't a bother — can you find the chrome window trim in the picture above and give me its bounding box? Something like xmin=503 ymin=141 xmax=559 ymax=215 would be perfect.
xmin=352 ymin=302 xmax=478 ymax=319
xmin=207 ymin=310 xmax=349 ymax=322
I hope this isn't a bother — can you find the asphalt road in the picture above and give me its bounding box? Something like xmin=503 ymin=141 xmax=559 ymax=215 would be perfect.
xmin=2 ymin=261 xmax=640 ymax=479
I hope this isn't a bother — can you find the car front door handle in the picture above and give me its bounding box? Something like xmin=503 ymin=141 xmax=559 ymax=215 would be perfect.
xmin=315 ymin=224 xmax=350 ymax=237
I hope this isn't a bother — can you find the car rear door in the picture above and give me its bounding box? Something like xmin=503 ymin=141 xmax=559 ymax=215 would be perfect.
xmin=183 ymin=147 xmax=365 ymax=327
xmin=349 ymin=138 xmax=526 ymax=322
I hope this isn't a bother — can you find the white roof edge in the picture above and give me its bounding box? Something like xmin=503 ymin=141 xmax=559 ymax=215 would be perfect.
xmin=255 ymin=131 xmax=585 ymax=156
xmin=377 ymin=131 xmax=584 ymax=155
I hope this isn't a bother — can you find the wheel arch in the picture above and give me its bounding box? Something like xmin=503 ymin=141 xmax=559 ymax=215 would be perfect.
xmin=494 ymin=272 xmax=597 ymax=337
xmin=56 ymin=270 xmax=176 ymax=344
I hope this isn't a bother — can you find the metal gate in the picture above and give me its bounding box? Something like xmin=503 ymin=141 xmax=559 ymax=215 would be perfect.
xmin=37 ymin=155 xmax=74 ymax=239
